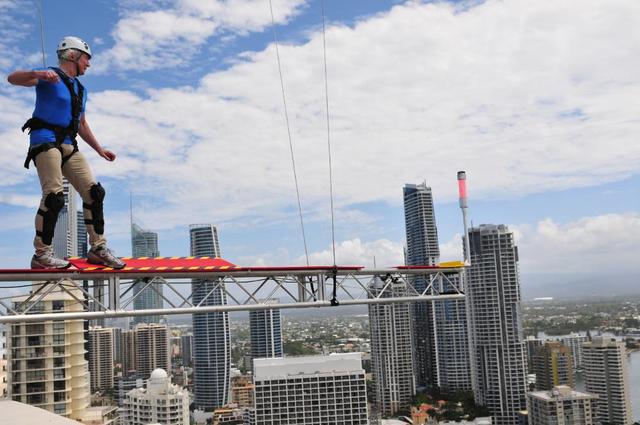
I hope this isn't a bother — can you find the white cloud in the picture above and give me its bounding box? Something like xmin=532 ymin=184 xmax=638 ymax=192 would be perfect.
xmin=513 ymin=213 xmax=640 ymax=274
xmin=300 ymin=238 xmax=404 ymax=268
xmin=94 ymin=0 xmax=307 ymax=72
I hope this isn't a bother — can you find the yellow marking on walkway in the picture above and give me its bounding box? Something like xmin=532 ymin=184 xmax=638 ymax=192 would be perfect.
xmin=103 ymin=267 xmax=114 ymax=271
xmin=220 ymin=266 xmax=229 ymax=270
xmin=186 ymin=256 xmax=195 ymax=260
xmin=139 ymin=267 xmax=151 ymax=271
xmin=155 ymin=257 xmax=164 ymax=260
xmin=170 ymin=257 xmax=180 ymax=260
xmin=172 ymin=267 xmax=184 ymax=271
xmin=121 ymin=257 xmax=131 ymax=260
xmin=156 ymin=267 xmax=168 ymax=271
xmin=85 ymin=267 xmax=99 ymax=271
xmin=204 ymin=266 xmax=216 ymax=270
xmin=124 ymin=267 xmax=134 ymax=271
xmin=188 ymin=266 xmax=199 ymax=270
xmin=200 ymin=256 xmax=209 ymax=259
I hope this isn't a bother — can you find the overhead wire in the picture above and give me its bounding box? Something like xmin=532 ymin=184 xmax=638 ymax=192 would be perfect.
xmin=268 ymin=0 xmax=310 ymax=266
xmin=321 ymin=0 xmax=337 ymax=267
xmin=35 ymin=0 xmax=46 ymax=67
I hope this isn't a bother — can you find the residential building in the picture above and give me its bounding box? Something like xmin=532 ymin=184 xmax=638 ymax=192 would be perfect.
xmin=88 ymin=327 xmax=115 ymax=392
xmin=122 ymin=369 xmax=189 ymax=425
xmin=1 ymin=356 xmax=6 ymax=397
xmin=52 ymin=180 xmax=77 ymax=259
xmin=121 ymin=324 xmax=170 ymax=378
xmin=527 ymin=385 xmax=596 ymax=425
xmin=5 ymin=285 xmax=90 ymax=420
xmin=582 ymin=337 xmax=632 ymax=425
xmin=77 ymin=210 xmax=88 ymax=257
xmin=403 ymin=183 xmax=470 ymax=392
xmin=249 ymin=300 xmax=283 ymax=361
xmin=253 ymin=353 xmax=368 ymax=425
xmin=466 ymin=224 xmax=527 ymax=425
xmin=368 ymin=276 xmax=415 ymax=416
xmin=230 ymin=375 xmax=254 ymax=408
xmin=403 ymin=183 xmax=439 ymax=389
xmin=525 ymin=336 xmax=544 ymax=373
xmin=532 ymin=341 xmax=574 ymax=390
xmin=180 ymin=333 xmax=193 ymax=366
xmin=80 ymin=406 xmax=119 ymax=425
xmin=560 ymin=334 xmax=588 ymax=370
xmin=212 ymin=405 xmax=247 ymax=424
xmin=114 ymin=373 xmax=144 ymax=407
xmin=131 ymin=223 xmax=164 ymax=325
xmin=190 ymin=224 xmax=231 ymax=410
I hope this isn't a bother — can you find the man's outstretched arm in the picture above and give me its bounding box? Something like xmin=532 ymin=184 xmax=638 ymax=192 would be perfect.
xmin=78 ymin=114 xmax=116 ymax=161
xmin=7 ymin=69 xmax=59 ymax=86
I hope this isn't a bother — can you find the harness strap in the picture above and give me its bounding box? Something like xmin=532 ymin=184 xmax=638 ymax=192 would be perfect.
xmin=21 ymin=67 xmax=84 ymax=169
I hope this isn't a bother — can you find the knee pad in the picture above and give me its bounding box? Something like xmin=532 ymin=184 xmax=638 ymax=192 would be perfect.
xmin=83 ymin=182 xmax=105 ymax=234
xmin=37 ymin=192 xmax=65 ymax=245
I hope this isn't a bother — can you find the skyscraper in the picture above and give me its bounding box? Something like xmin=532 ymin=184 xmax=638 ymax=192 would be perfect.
xmin=5 ymin=285 xmax=90 ymax=419
xmin=582 ymin=337 xmax=632 ymax=425
xmin=253 ymin=353 xmax=368 ymax=425
xmin=88 ymin=326 xmax=115 ymax=392
xmin=403 ymin=183 xmax=470 ymax=391
xmin=527 ymin=386 xmax=596 ymax=425
xmin=403 ymin=183 xmax=439 ymax=389
xmin=532 ymin=341 xmax=574 ymax=390
xmin=466 ymin=224 xmax=527 ymax=425
xmin=76 ymin=210 xmax=88 ymax=257
xmin=525 ymin=336 xmax=544 ymax=373
xmin=560 ymin=334 xmax=588 ymax=370
xmin=368 ymin=277 xmax=415 ymax=416
xmin=190 ymin=224 xmax=231 ymax=410
xmin=131 ymin=223 xmax=164 ymax=325
xmin=249 ymin=300 xmax=283 ymax=361
xmin=52 ymin=180 xmax=77 ymax=259
xmin=120 ymin=324 xmax=170 ymax=379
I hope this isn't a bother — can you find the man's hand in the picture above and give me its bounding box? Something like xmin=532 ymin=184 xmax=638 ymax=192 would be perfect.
xmin=35 ymin=70 xmax=60 ymax=83
xmin=99 ymin=149 xmax=117 ymax=161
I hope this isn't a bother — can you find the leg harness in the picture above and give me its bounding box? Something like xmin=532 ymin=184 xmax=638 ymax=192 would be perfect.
xmin=36 ymin=192 xmax=65 ymax=245
xmin=83 ymin=183 xmax=105 ymax=235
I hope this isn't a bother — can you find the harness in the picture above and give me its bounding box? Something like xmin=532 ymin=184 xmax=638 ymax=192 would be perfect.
xmin=21 ymin=67 xmax=84 ymax=169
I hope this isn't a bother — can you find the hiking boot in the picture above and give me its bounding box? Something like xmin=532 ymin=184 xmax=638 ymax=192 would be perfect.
xmin=31 ymin=250 xmax=71 ymax=269
xmin=87 ymin=245 xmax=126 ymax=269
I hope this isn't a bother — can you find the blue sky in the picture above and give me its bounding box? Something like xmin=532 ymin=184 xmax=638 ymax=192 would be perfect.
xmin=0 ymin=0 xmax=639 ymax=296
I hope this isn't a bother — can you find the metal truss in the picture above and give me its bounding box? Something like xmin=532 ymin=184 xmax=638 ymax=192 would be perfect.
xmin=0 ymin=267 xmax=465 ymax=323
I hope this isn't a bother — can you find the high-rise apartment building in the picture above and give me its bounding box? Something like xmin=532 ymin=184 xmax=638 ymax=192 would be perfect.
xmin=131 ymin=223 xmax=164 ymax=325
xmin=532 ymin=341 xmax=574 ymax=390
xmin=249 ymin=301 xmax=283 ymax=361
xmin=5 ymin=286 xmax=90 ymax=419
xmin=120 ymin=324 xmax=170 ymax=379
xmin=122 ymin=369 xmax=189 ymax=425
xmin=76 ymin=210 xmax=88 ymax=257
xmin=466 ymin=224 xmax=527 ymax=425
xmin=527 ymin=385 xmax=597 ymax=425
xmin=88 ymin=326 xmax=115 ymax=392
xmin=190 ymin=224 xmax=231 ymax=410
xmin=560 ymin=334 xmax=587 ymax=370
xmin=368 ymin=277 xmax=415 ymax=416
xmin=180 ymin=333 xmax=193 ymax=367
xmin=582 ymin=337 xmax=632 ymax=425
xmin=52 ymin=180 xmax=77 ymax=259
xmin=253 ymin=353 xmax=368 ymax=425
xmin=403 ymin=183 xmax=470 ymax=391
xmin=525 ymin=336 xmax=544 ymax=373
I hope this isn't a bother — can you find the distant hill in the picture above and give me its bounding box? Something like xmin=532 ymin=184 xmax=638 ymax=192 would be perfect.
xmin=521 ymin=272 xmax=640 ymax=300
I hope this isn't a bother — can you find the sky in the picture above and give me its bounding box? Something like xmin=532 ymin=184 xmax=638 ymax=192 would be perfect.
xmin=0 ymin=0 xmax=638 ymax=298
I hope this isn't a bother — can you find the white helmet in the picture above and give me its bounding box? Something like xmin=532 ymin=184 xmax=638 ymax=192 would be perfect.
xmin=57 ymin=36 xmax=91 ymax=58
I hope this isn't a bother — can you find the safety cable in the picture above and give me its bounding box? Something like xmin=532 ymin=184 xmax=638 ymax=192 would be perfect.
xmin=321 ymin=0 xmax=337 ymax=268
xmin=268 ymin=0 xmax=310 ymax=266
xmin=35 ymin=0 xmax=46 ymax=67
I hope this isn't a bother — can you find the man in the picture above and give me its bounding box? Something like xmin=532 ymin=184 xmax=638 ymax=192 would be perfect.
xmin=7 ymin=36 xmax=125 ymax=269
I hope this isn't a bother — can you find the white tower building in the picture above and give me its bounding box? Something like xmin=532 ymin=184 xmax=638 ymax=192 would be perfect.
xmin=122 ymin=369 xmax=190 ymax=425
xmin=52 ymin=180 xmax=77 ymax=259
xmin=253 ymin=353 xmax=368 ymax=425
xmin=527 ymin=385 xmax=597 ymax=425
xmin=368 ymin=277 xmax=415 ymax=416
xmin=88 ymin=327 xmax=114 ymax=392
xmin=582 ymin=337 xmax=632 ymax=425
xmin=5 ymin=285 xmax=90 ymax=419
xmin=466 ymin=225 xmax=527 ymax=425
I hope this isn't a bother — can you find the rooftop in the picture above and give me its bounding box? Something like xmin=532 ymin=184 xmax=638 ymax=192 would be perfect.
xmin=253 ymin=352 xmax=363 ymax=380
